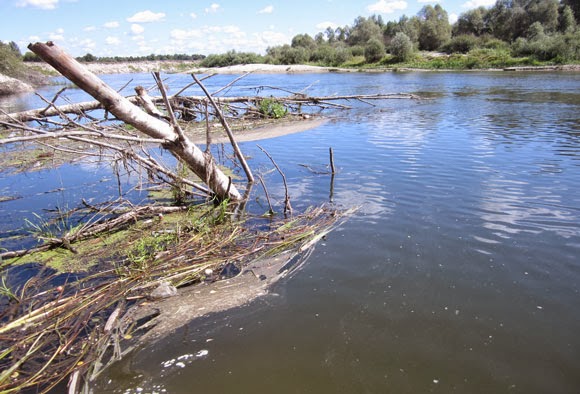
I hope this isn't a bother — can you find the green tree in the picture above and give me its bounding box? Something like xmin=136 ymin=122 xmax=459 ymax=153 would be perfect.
xmin=79 ymin=53 xmax=97 ymax=62
xmin=8 ymin=41 xmax=21 ymax=57
xmin=527 ymin=21 xmax=546 ymax=40
xmin=0 ymin=41 xmax=23 ymax=77
xmin=278 ymin=44 xmax=309 ymax=64
xmin=383 ymin=15 xmax=420 ymax=47
xmin=562 ymin=0 xmax=580 ymax=24
xmin=325 ymin=27 xmax=336 ymax=44
xmin=559 ymin=5 xmax=577 ymax=33
xmin=348 ymin=16 xmax=383 ymax=46
xmin=23 ymin=51 xmax=41 ymax=62
xmin=486 ymin=0 xmax=528 ymax=41
xmin=364 ymin=37 xmax=386 ymax=62
xmin=454 ymin=7 xmax=488 ymax=36
xmin=315 ymin=32 xmax=325 ymax=45
xmin=390 ymin=32 xmax=414 ymax=61
xmin=527 ymin=0 xmax=559 ymax=32
xmin=335 ymin=26 xmax=350 ymax=42
xmin=291 ymin=33 xmax=316 ymax=51
xmin=417 ymin=4 xmax=452 ymax=50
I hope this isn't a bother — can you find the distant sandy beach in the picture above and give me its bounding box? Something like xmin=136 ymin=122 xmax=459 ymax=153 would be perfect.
xmin=31 ymin=61 xmax=354 ymax=75
xmin=185 ymin=63 xmax=354 ymax=74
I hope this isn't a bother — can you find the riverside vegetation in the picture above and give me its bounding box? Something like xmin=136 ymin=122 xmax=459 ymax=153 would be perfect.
xmin=2 ymin=0 xmax=579 ymax=89
xmin=33 ymin=0 xmax=580 ymax=69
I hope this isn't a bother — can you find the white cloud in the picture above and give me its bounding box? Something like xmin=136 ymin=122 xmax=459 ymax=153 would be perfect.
xmin=68 ymin=37 xmax=96 ymax=53
xmin=29 ymin=35 xmax=41 ymax=41
xmin=462 ymin=0 xmax=495 ymax=7
xmin=83 ymin=26 xmax=96 ymax=32
xmin=79 ymin=38 xmax=95 ymax=50
xmin=190 ymin=12 xmax=197 ymax=19
xmin=170 ymin=28 xmax=203 ymax=40
xmin=105 ymin=36 xmax=121 ymax=45
xmin=205 ymin=3 xmax=220 ymax=13
xmin=126 ymin=10 xmax=165 ymax=23
xmin=169 ymin=24 xmax=283 ymax=55
xmin=131 ymin=24 xmax=145 ymax=35
xmin=16 ymin=0 xmax=58 ymax=10
xmin=254 ymin=30 xmax=287 ymax=47
xmin=48 ymin=28 xmax=64 ymax=41
xmin=258 ymin=5 xmax=274 ymax=14
xmin=418 ymin=0 xmax=437 ymax=2
xmin=104 ymin=21 xmax=119 ymax=28
xmin=367 ymin=0 xmax=407 ymax=14
xmin=316 ymin=21 xmax=339 ymax=30
xmin=449 ymin=13 xmax=458 ymax=23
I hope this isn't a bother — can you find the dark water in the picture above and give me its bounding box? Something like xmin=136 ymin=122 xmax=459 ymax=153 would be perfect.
xmin=2 ymin=71 xmax=580 ymax=393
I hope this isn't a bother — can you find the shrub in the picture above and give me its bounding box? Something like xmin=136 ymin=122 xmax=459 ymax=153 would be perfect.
xmin=258 ymin=98 xmax=287 ymax=119
xmin=199 ymin=51 xmax=265 ymax=67
xmin=390 ymin=32 xmax=414 ymax=61
xmin=442 ymin=34 xmax=478 ymax=54
xmin=333 ymin=47 xmax=352 ymax=66
xmin=350 ymin=45 xmax=365 ymax=57
xmin=511 ymin=32 xmax=580 ymax=61
xmin=0 ymin=41 xmax=23 ymax=77
xmin=481 ymin=37 xmax=509 ymax=50
xmin=364 ymin=38 xmax=386 ymax=63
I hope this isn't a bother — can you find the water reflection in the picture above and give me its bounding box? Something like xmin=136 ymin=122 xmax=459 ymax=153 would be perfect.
xmin=479 ymin=176 xmax=580 ymax=239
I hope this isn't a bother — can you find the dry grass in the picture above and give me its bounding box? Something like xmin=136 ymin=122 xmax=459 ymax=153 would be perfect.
xmin=0 ymin=202 xmax=350 ymax=393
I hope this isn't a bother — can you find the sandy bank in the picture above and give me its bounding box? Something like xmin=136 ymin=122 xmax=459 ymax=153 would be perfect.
xmin=186 ymin=63 xmax=354 ymax=74
xmin=30 ymin=61 xmax=354 ymax=75
xmin=32 ymin=60 xmax=194 ymax=75
xmin=188 ymin=117 xmax=328 ymax=145
xmin=0 ymin=73 xmax=34 ymax=95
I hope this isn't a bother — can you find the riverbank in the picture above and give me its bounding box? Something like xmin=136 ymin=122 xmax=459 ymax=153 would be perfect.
xmin=28 ymin=61 xmax=353 ymax=75
xmin=23 ymin=60 xmax=580 ymax=80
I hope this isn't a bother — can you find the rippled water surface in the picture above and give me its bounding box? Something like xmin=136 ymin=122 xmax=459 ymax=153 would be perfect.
xmin=2 ymin=71 xmax=580 ymax=393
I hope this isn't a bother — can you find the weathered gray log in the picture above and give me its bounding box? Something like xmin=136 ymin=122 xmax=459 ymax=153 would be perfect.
xmin=0 ymin=91 xmax=420 ymax=124
xmin=28 ymin=42 xmax=240 ymax=201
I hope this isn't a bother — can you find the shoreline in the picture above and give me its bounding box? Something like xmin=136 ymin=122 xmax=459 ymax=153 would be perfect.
xmin=27 ymin=61 xmax=580 ymax=76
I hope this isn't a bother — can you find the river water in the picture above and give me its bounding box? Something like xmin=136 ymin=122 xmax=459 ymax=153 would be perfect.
xmin=2 ymin=71 xmax=580 ymax=393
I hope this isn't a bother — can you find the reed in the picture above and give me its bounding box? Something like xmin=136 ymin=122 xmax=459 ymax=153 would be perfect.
xmin=0 ymin=202 xmax=349 ymax=393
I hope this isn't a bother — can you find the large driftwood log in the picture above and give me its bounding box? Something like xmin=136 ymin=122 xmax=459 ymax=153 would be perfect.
xmin=27 ymin=42 xmax=241 ymax=201
xmin=0 ymin=93 xmax=420 ymax=124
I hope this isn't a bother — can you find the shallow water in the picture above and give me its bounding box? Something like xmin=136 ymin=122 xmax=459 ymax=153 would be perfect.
xmin=2 ymin=71 xmax=580 ymax=393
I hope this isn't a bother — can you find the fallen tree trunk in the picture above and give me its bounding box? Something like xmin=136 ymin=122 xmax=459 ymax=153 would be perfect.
xmin=28 ymin=41 xmax=241 ymax=201
xmin=0 ymin=92 xmax=420 ymax=124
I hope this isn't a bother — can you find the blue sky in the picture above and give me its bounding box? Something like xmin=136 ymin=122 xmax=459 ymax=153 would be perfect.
xmin=0 ymin=0 xmax=495 ymax=57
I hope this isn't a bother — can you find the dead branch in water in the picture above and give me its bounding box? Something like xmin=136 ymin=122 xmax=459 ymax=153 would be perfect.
xmin=26 ymin=41 xmax=241 ymax=201
xmin=258 ymin=145 xmax=292 ymax=216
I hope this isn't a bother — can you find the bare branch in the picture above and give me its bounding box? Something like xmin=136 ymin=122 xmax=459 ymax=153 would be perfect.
xmin=191 ymin=73 xmax=255 ymax=184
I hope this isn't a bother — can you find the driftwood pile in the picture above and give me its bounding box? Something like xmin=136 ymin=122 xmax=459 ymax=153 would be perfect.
xmin=0 ymin=42 xmax=422 ymax=393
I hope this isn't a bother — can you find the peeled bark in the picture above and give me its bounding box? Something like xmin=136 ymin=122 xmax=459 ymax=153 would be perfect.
xmin=28 ymin=42 xmax=240 ymax=201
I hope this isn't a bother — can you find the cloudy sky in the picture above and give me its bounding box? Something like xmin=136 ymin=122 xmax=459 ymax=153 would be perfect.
xmin=0 ymin=0 xmax=495 ymax=57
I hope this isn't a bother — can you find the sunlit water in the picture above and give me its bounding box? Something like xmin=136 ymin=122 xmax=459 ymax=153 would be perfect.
xmin=2 ymin=71 xmax=580 ymax=393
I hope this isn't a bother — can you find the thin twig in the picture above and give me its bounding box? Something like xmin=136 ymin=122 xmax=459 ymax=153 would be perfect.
xmin=257 ymin=174 xmax=275 ymax=215
xmin=257 ymin=144 xmax=292 ymax=216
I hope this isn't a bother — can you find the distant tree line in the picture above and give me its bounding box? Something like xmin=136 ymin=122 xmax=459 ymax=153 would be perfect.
xmin=199 ymin=0 xmax=579 ymax=67
xmin=4 ymin=0 xmax=579 ymax=72
xmin=21 ymin=52 xmax=206 ymax=63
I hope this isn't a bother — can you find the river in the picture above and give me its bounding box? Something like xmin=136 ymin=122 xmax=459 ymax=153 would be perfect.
xmin=2 ymin=71 xmax=580 ymax=393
